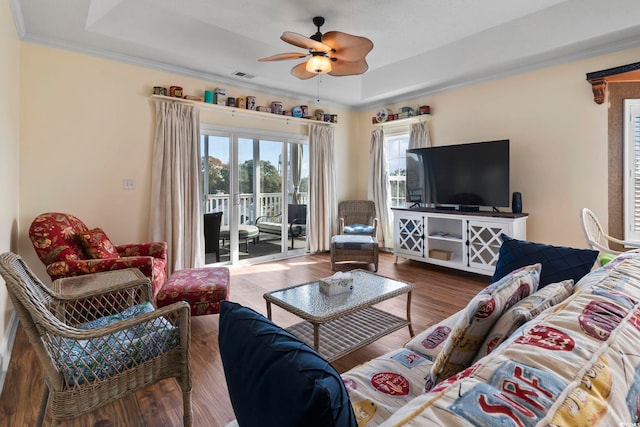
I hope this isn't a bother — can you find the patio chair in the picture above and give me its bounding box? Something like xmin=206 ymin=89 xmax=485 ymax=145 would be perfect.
xmin=581 ymin=208 xmax=640 ymax=264
xmin=28 ymin=212 xmax=167 ymax=296
xmin=0 ymin=252 xmax=192 ymax=426
xmin=204 ymin=212 xmax=223 ymax=262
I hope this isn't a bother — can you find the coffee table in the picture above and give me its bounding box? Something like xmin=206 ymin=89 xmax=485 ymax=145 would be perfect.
xmin=263 ymin=270 xmax=414 ymax=362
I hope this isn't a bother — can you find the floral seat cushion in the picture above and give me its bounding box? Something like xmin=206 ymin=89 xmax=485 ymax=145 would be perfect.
xmin=58 ymin=302 xmax=177 ymax=386
xmin=156 ymin=267 xmax=230 ymax=316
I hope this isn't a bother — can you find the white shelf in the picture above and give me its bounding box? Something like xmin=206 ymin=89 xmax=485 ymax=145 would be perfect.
xmin=151 ymin=95 xmax=336 ymax=126
xmin=374 ymin=114 xmax=431 ymax=128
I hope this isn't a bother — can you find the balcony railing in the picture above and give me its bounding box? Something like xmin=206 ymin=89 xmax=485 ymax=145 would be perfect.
xmin=204 ymin=192 xmax=308 ymax=226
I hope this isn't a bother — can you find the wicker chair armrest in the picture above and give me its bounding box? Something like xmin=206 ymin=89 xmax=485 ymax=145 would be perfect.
xmin=55 ymin=271 xmax=152 ymax=301
xmin=47 ymin=301 xmax=190 ymax=340
xmin=339 ymin=217 xmax=345 ymax=233
xmin=51 ymin=273 xmax=153 ymax=324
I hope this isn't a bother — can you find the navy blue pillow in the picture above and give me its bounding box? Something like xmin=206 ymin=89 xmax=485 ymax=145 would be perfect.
xmin=492 ymin=234 xmax=598 ymax=288
xmin=218 ymin=301 xmax=356 ymax=427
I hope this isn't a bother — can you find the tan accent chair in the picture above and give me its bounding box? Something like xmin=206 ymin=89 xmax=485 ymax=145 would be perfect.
xmin=338 ymin=200 xmax=379 ymax=237
xmin=0 ymin=252 xmax=192 ymax=426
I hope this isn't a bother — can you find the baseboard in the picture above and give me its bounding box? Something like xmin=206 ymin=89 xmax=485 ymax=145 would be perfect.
xmin=0 ymin=312 xmax=18 ymax=396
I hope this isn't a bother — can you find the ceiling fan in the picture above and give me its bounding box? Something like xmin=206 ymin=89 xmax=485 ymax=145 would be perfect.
xmin=258 ymin=16 xmax=374 ymax=80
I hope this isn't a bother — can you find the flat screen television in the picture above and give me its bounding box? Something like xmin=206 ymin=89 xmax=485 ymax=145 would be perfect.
xmin=406 ymin=139 xmax=510 ymax=209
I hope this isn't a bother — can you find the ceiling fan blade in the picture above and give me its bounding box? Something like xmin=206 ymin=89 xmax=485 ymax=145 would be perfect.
xmin=328 ymin=59 xmax=369 ymax=77
xmin=258 ymin=52 xmax=308 ymax=62
xmin=291 ymin=62 xmax=317 ymax=80
xmin=322 ymin=31 xmax=373 ymax=62
xmin=281 ymin=31 xmax=331 ymax=52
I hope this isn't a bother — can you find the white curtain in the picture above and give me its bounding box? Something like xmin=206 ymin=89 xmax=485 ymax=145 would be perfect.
xmin=368 ymin=129 xmax=393 ymax=248
xmin=149 ymin=100 xmax=204 ymax=274
xmin=309 ymin=124 xmax=337 ymax=252
xmin=409 ymin=120 xmax=432 ymax=149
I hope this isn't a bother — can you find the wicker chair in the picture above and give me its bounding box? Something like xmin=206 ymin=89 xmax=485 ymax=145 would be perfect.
xmin=338 ymin=200 xmax=379 ymax=237
xmin=581 ymin=208 xmax=640 ymax=263
xmin=0 ymin=252 xmax=192 ymax=426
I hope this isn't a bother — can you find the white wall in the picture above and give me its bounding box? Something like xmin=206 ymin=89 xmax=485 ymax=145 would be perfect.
xmin=355 ymin=48 xmax=640 ymax=248
xmin=0 ymin=0 xmax=21 ymax=383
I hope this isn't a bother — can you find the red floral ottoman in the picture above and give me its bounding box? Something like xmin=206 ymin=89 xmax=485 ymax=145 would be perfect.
xmin=156 ymin=267 xmax=230 ymax=316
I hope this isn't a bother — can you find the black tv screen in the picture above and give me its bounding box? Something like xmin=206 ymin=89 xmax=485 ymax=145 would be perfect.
xmin=406 ymin=140 xmax=510 ymax=208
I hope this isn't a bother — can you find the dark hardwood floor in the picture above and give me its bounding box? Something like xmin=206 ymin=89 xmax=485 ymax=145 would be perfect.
xmin=0 ymin=252 xmax=488 ymax=427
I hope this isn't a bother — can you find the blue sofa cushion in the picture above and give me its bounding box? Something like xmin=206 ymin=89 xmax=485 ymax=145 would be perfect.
xmin=218 ymin=301 xmax=357 ymax=427
xmin=491 ymin=234 xmax=598 ymax=288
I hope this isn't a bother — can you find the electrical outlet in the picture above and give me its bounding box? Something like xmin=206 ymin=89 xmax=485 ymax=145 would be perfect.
xmin=122 ymin=179 xmax=136 ymax=190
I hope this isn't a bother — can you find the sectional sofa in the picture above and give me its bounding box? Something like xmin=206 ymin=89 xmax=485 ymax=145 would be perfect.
xmin=219 ymin=239 xmax=640 ymax=426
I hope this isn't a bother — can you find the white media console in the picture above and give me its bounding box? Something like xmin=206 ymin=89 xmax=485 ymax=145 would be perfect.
xmin=392 ymin=207 xmax=528 ymax=276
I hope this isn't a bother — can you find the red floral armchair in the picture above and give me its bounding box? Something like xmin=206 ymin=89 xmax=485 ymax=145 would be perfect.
xmin=29 ymin=212 xmax=167 ymax=297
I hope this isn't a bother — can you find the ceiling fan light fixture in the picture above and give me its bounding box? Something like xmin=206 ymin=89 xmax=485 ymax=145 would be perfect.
xmin=306 ymin=55 xmax=332 ymax=74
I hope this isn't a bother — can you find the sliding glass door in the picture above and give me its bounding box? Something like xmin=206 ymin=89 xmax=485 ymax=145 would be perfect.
xmin=201 ymin=126 xmax=308 ymax=265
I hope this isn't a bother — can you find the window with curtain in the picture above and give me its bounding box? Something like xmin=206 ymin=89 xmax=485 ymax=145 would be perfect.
xmin=386 ymin=131 xmax=410 ymax=207
xmin=624 ymin=99 xmax=640 ymax=243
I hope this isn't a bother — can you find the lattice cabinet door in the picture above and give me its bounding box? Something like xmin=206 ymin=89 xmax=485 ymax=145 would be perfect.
xmin=467 ymin=220 xmax=510 ymax=274
xmin=395 ymin=214 xmax=424 ymax=258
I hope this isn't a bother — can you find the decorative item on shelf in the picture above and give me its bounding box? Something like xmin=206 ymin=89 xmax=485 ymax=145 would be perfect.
xmin=291 ymin=106 xmax=303 ymax=118
xmin=227 ymin=97 xmax=236 ymax=107
xmin=400 ymin=106 xmax=415 ymax=117
xmin=214 ymin=87 xmax=226 ymax=104
xmin=153 ymin=86 xmax=167 ymax=96
xmin=284 ymin=110 xmax=292 ymax=116
xmin=169 ymin=86 xmax=183 ymax=97
xmin=237 ymin=97 xmax=246 ymax=109
xmin=184 ymin=95 xmax=204 ymax=101
xmin=387 ymin=113 xmax=395 ymax=121
xmin=271 ymin=101 xmax=283 ymax=115
xmin=331 ymin=114 xmax=338 ymax=123
xmin=323 ymin=114 xmax=333 ymax=122
xmin=257 ymin=106 xmax=271 ymax=112
xmin=247 ymin=96 xmax=257 ymax=110
xmin=204 ymin=90 xmax=214 ymax=103
xmin=419 ymin=105 xmax=431 ymax=115
xmin=319 ymin=272 xmax=353 ymax=296
xmin=375 ymin=108 xmax=389 ymax=123
xmin=300 ymin=105 xmax=309 ymax=118
xmin=315 ymin=109 xmax=325 ymax=121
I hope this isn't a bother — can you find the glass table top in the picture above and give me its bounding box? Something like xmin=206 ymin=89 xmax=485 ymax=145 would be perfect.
xmin=264 ymin=270 xmax=413 ymax=320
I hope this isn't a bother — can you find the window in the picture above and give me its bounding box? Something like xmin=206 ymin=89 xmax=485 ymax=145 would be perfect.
xmin=386 ymin=131 xmax=410 ymax=207
xmin=624 ymin=99 xmax=640 ymax=243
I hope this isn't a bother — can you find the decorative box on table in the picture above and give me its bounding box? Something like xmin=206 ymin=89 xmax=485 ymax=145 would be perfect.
xmin=319 ymin=272 xmax=353 ymax=296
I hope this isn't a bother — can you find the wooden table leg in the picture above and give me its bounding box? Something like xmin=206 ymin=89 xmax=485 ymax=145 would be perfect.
xmin=406 ymin=290 xmax=414 ymax=337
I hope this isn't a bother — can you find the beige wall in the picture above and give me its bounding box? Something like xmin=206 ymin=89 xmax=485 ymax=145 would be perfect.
xmin=0 ymin=0 xmax=20 ymax=358
xmin=354 ymin=48 xmax=640 ymax=248
xmin=18 ymin=42 xmax=352 ymax=280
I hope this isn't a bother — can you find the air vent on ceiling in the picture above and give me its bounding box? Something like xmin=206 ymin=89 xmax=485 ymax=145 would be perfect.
xmin=232 ymin=71 xmax=255 ymax=79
